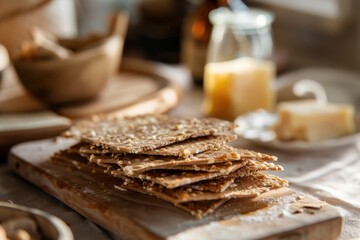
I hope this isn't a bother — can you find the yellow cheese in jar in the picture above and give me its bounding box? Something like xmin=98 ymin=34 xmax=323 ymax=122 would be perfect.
xmin=203 ymin=57 xmax=275 ymax=120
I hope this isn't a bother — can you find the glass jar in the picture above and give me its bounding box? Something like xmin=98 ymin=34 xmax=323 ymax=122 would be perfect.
xmin=203 ymin=7 xmax=275 ymax=120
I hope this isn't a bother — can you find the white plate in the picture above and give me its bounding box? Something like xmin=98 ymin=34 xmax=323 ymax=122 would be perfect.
xmin=276 ymin=67 xmax=360 ymax=112
xmin=234 ymin=110 xmax=360 ymax=151
xmin=234 ymin=67 xmax=360 ymax=151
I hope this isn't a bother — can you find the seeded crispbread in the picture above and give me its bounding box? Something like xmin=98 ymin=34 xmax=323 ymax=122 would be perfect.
xmin=189 ymin=177 xmax=236 ymax=193
xmin=112 ymin=159 xmax=283 ymax=189
xmin=83 ymin=146 xmax=276 ymax=175
xmin=79 ymin=135 xmax=237 ymax=157
xmin=54 ymin=144 xmax=283 ymax=191
xmin=51 ymin=150 xmax=116 ymax=174
xmin=52 ymin=151 xmax=267 ymax=194
xmin=189 ymin=161 xmax=284 ymax=193
xmin=112 ymin=161 xmax=246 ymax=189
xmin=160 ymin=161 xmax=241 ymax=172
xmin=118 ymin=173 xmax=288 ymax=203
xmin=64 ymin=115 xmax=235 ymax=154
xmin=51 ymin=151 xmax=233 ymax=218
xmin=83 ymin=146 xmax=239 ymax=174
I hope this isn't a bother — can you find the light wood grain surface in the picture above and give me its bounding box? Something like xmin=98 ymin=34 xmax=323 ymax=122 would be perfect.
xmin=7 ymin=138 xmax=342 ymax=240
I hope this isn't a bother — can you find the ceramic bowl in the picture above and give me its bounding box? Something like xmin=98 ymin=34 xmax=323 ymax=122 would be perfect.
xmin=0 ymin=202 xmax=73 ymax=240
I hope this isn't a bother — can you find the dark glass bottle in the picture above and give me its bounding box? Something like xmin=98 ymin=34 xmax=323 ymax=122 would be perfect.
xmin=181 ymin=0 xmax=228 ymax=85
xmin=138 ymin=0 xmax=187 ymax=63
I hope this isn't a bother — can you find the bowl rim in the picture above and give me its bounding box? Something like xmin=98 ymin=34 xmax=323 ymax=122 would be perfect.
xmin=0 ymin=202 xmax=74 ymax=240
xmin=12 ymin=34 xmax=122 ymax=67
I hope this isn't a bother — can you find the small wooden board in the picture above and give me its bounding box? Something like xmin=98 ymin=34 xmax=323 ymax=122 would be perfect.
xmin=0 ymin=58 xmax=181 ymax=155
xmin=56 ymin=58 xmax=181 ymax=118
xmin=8 ymin=139 xmax=343 ymax=240
xmin=0 ymin=58 xmax=181 ymax=118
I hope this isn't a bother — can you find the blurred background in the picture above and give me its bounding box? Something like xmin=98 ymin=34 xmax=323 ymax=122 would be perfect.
xmin=2 ymin=0 xmax=359 ymax=71
xmin=1 ymin=0 xmax=360 ymax=153
xmin=73 ymin=0 xmax=360 ymax=72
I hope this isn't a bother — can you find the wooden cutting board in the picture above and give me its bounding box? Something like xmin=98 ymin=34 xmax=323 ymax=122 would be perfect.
xmin=8 ymin=139 xmax=343 ymax=240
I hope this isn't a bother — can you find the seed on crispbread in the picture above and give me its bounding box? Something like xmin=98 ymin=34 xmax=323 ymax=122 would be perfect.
xmin=117 ymin=173 xmax=288 ymax=204
xmin=79 ymin=135 xmax=237 ymax=157
xmin=64 ymin=115 xmax=235 ymax=154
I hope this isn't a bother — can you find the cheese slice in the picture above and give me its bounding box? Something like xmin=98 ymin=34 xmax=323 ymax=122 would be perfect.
xmin=274 ymin=100 xmax=355 ymax=142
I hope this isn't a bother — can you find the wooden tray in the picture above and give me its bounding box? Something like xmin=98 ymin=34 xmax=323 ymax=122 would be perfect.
xmin=8 ymin=138 xmax=343 ymax=240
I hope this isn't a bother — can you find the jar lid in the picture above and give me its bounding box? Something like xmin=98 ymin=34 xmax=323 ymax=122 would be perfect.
xmin=209 ymin=7 xmax=274 ymax=30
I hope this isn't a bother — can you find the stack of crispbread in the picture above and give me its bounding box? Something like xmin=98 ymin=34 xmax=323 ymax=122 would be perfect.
xmin=52 ymin=115 xmax=288 ymax=218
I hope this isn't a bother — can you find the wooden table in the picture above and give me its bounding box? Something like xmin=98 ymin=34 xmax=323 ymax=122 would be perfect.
xmin=1 ymin=67 xmax=358 ymax=239
xmin=0 ymin=66 xmax=197 ymax=240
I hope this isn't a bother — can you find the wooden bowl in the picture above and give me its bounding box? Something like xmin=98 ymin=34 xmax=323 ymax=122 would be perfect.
xmin=0 ymin=202 xmax=73 ymax=240
xmin=13 ymin=35 xmax=123 ymax=105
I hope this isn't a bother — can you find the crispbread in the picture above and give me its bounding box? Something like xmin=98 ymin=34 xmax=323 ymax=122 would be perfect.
xmin=170 ymin=174 xmax=288 ymax=202
xmin=51 ymin=150 xmax=115 ymax=173
xmin=52 ymin=114 xmax=289 ymax=218
xmin=79 ymin=135 xmax=237 ymax=157
xmin=189 ymin=177 xmax=236 ymax=193
xmin=112 ymin=161 xmax=247 ymax=189
xmin=184 ymin=160 xmax=284 ymax=193
xmin=229 ymin=160 xmax=283 ymax=177
xmin=84 ymin=146 xmax=240 ymax=175
xmin=233 ymin=147 xmax=277 ymax=162
xmin=113 ymin=159 xmax=283 ymax=189
xmin=53 ymin=147 xmax=284 ymax=194
xmin=163 ymin=161 xmax=239 ymax=172
xmin=84 ymin=146 xmax=276 ymax=175
xmin=118 ymin=173 xmax=288 ymax=203
xmin=142 ymin=135 xmax=237 ymax=157
xmin=64 ymin=115 xmax=235 ymax=154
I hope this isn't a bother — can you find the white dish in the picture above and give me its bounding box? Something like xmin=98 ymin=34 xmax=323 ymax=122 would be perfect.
xmin=234 ymin=110 xmax=360 ymax=151
xmin=276 ymin=67 xmax=360 ymax=112
xmin=0 ymin=202 xmax=73 ymax=240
